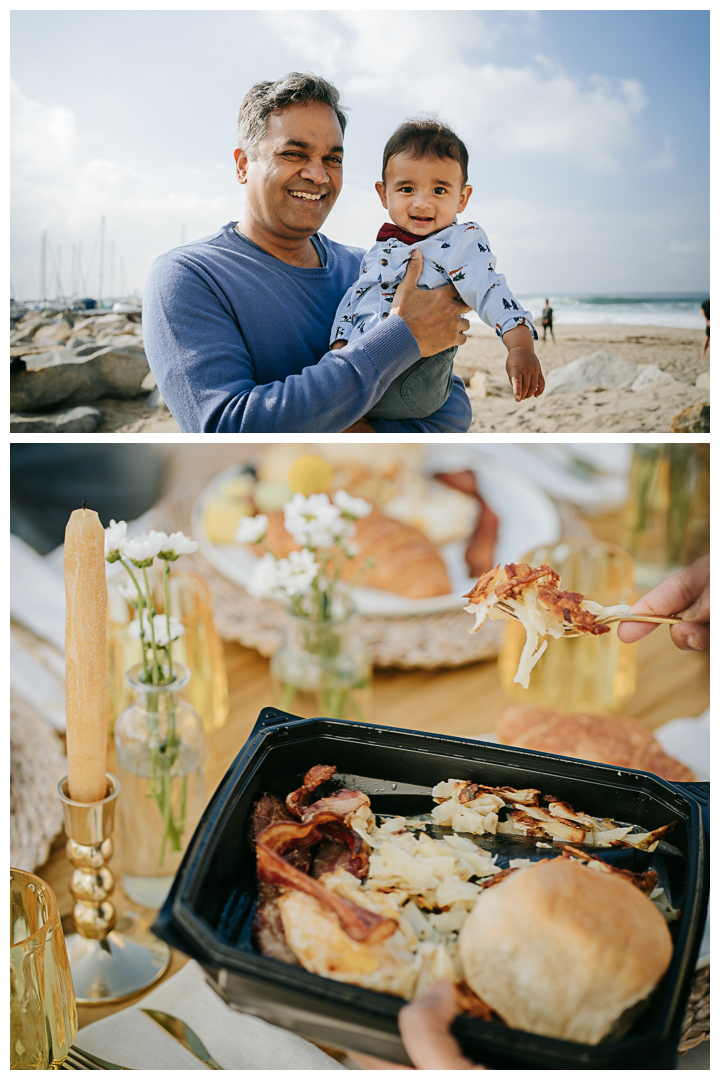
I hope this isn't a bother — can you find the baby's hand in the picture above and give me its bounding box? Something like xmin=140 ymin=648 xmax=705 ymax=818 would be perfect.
xmin=331 ymin=340 xmax=347 ymax=351
xmin=506 ymin=347 xmax=545 ymax=401
xmin=502 ymin=324 xmax=545 ymax=401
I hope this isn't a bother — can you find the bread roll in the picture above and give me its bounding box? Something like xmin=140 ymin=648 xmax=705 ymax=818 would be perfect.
xmin=459 ymin=858 xmax=673 ymax=1044
xmin=256 ymin=508 xmax=451 ymax=599
xmin=495 ymin=703 xmax=695 ymax=781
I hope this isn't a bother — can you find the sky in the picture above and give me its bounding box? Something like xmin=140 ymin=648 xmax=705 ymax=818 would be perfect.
xmin=11 ymin=8 xmax=709 ymax=300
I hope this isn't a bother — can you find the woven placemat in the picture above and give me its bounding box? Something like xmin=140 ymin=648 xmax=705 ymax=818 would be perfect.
xmin=678 ymin=965 xmax=710 ymax=1054
xmin=149 ymin=465 xmax=590 ymax=670
xmin=10 ymin=693 xmax=66 ymax=872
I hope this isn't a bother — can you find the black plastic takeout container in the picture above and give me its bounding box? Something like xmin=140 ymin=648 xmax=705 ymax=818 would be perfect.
xmin=154 ymin=710 xmax=709 ymax=1069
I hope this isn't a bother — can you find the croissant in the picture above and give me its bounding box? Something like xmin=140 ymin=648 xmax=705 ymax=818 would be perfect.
xmin=256 ymin=508 xmax=451 ymax=599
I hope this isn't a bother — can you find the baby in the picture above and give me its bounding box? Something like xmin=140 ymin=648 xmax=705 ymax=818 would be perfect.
xmin=331 ymin=119 xmax=544 ymax=421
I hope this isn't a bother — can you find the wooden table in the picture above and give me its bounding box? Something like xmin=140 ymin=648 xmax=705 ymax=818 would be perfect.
xmin=36 ymin=507 xmax=709 ymax=1032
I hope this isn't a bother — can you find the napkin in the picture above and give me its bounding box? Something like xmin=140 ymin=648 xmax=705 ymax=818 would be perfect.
xmin=10 ymin=533 xmax=66 ymax=651
xmin=9 ymin=515 xmax=158 ymax=733
xmin=653 ymin=710 xmax=710 ymax=782
xmin=10 ymin=622 xmax=66 ymax=732
xmin=74 ymin=959 xmax=345 ymax=1070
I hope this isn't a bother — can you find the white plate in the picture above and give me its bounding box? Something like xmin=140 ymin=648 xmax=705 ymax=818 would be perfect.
xmin=191 ymin=447 xmax=561 ymax=618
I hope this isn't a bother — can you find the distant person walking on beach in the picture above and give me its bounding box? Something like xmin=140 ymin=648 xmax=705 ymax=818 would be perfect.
xmin=701 ymin=298 xmax=709 ymax=359
xmin=541 ymin=299 xmax=555 ymax=342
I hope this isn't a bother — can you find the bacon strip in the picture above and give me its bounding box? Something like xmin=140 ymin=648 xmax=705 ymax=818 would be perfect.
xmin=435 ymin=470 xmax=499 ymax=577
xmin=463 ymin=563 xmax=611 ymax=636
xmin=257 ymin=820 xmax=396 ymax=944
xmin=559 ymin=845 xmax=659 ymax=895
xmin=455 ymin=781 xmax=541 ymax=807
xmin=537 ymin=585 xmax=610 ymax=636
xmin=300 ymin=789 xmax=370 ymax=824
xmin=313 ymin=821 xmax=370 ymax=879
xmin=250 ymin=794 xmax=311 ymax=871
xmin=495 ymin=563 xmax=559 ymax=600
xmin=478 ymin=867 xmax=521 ymax=891
xmin=286 ymin=764 xmax=337 ymax=818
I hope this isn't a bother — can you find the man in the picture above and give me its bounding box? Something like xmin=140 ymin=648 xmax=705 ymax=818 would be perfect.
xmin=541 ymin=298 xmax=554 ymax=342
xmin=700 ymin=298 xmax=709 ymax=359
xmin=142 ymin=73 xmax=476 ymax=432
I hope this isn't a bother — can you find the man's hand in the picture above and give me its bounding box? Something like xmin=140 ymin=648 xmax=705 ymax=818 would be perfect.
xmin=391 ymin=251 xmax=471 ymax=357
xmin=617 ymin=554 xmax=709 ymax=652
xmin=503 ymin=325 xmax=545 ymax=401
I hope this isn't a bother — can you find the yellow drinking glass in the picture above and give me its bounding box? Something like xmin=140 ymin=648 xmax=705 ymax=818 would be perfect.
xmin=10 ymin=868 xmax=77 ymax=1069
xmin=498 ymin=539 xmax=637 ymax=714
xmin=621 ymin=443 xmax=710 ymax=589
xmin=107 ymin=571 xmax=229 ymax=736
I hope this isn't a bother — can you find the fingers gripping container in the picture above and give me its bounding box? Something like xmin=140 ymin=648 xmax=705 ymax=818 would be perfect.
xmin=154 ymin=710 xmax=709 ymax=1070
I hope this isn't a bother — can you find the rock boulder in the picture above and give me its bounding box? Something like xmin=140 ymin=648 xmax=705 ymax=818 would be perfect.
xmin=10 ymin=405 xmax=103 ymax=433
xmin=630 ymin=364 xmax=677 ymax=392
xmin=544 ymin=351 xmax=638 ymax=395
xmin=671 ymin=403 xmax=710 ymax=433
xmin=33 ymin=320 xmax=73 ymax=344
xmin=10 ymin=345 xmax=150 ymax=411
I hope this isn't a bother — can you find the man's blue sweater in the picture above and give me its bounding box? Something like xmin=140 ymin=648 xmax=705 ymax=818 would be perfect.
xmin=142 ymin=223 xmax=472 ymax=433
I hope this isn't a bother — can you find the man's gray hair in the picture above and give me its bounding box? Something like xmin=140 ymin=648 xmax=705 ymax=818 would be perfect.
xmin=237 ymin=72 xmax=347 ymax=157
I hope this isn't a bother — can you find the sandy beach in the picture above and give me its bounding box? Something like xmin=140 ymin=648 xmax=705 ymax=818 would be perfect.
xmin=458 ymin=323 xmax=708 ymax=433
xmin=111 ymin=323 xmax=708 ymax=434
xmin=100 ymin=398 xmax=180 ymax=433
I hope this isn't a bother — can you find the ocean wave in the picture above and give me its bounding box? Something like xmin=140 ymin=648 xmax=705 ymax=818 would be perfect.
xmin=514 ymin=294 xmax=707 ymax=329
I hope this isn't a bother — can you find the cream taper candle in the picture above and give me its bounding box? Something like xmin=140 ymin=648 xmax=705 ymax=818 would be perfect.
xmin=64 ymin=507 xmax=108 ymax=803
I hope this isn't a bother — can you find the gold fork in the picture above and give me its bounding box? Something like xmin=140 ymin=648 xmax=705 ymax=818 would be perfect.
xmin=493 ymin=600 xmax=683 ymax=639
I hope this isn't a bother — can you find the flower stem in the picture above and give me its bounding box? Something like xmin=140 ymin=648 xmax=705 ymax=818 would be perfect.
xmin=142 ymin=566 xmax=162 ymax=683
xmin=162 ymin=562 xmax=174 ymax=677
xmin=121 ymin=559 xmax=152 ymax=681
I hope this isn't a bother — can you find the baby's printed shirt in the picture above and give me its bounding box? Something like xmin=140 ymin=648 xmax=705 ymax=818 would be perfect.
xmin=331 ymin=220 xmax=537 ymax=346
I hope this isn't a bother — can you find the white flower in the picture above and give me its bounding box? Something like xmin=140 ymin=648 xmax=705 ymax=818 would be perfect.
xmin=105 ymin=519 xmax=127 ymax=561
xmin=128 ymin=611 xmax=185 ymax=645
xmin=343 ymin=540 xmax=360 ymax=558
xmin=235 ymin=514 xmax=268 ymax=545
xmin=283 ymin=492 xmax=350 ymax=549
xmin=154 ymin=615 xmax=185 ymax=646
xmin=333 ymin=490 xmax=372 ymax=519
xmin=247 ymin=552 xmax=282 ymax=599
xmin=155 ymin=530 xmax=199 ymax=560
xmin=275 ymin=549 xmax=319 ymax=597
xmin=121 ymin=532 xmax=164 ymax=566
xmin=118 ymin=581 xmax=138 ymax=605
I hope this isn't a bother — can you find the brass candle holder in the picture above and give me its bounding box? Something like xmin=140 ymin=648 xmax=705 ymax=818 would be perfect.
xmin=58 ymin=773 xmax=171 ymax=1003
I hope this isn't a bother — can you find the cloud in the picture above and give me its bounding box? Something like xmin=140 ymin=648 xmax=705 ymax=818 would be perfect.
xmin=10 ymin=11 xmax=706 ymax=298
xmin=648 ymin=134 xmax=675 ymax=170
xmin=468 ymin=195 xmax=709 ymax=292
xmin=11 ymin=80 xmax=240 ymax=296
xmin=261 ymin=10 xmax=648 ymax=172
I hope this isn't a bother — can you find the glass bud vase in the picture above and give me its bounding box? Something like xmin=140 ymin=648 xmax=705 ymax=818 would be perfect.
xmin=270 ymin=600 xmax=372 ymax=722
xmin=114 ymin=662 xmax=205 ymax=909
